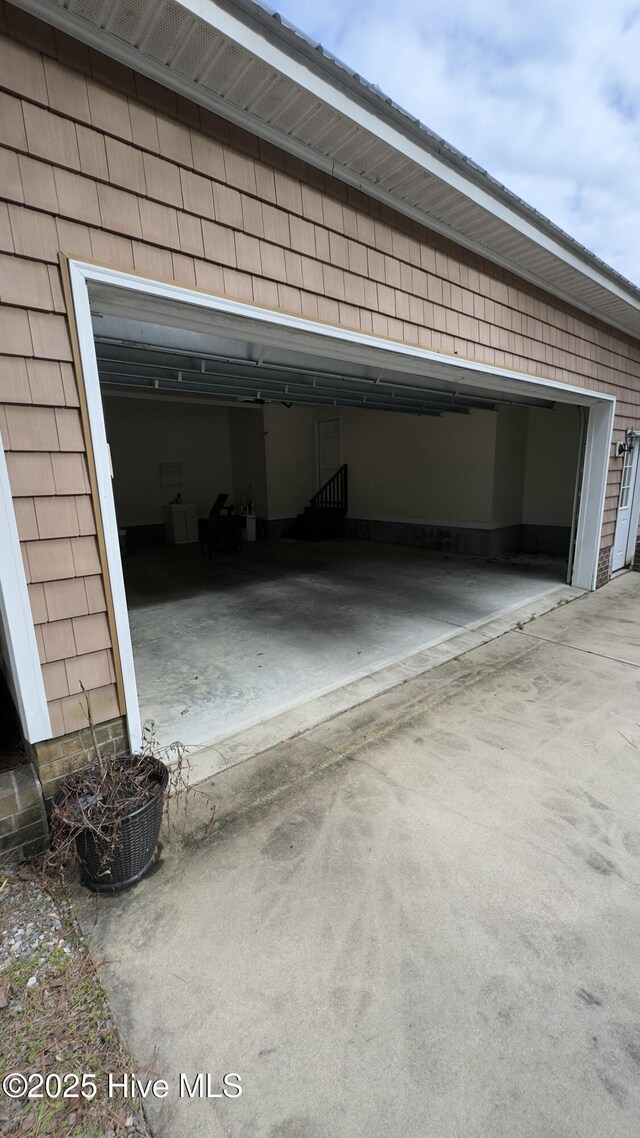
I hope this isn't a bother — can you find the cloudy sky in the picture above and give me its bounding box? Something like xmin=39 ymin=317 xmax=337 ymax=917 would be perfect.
xmin=269 ymin=0 xmax=640 ymax=287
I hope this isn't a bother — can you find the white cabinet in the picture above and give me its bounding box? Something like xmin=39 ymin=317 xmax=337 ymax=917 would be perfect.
xmin=163 ymin=503 xmax=198 ymax=544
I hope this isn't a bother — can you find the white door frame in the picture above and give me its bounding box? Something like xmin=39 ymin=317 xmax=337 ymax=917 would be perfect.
xmin=0 ymin=432 xmax=51 ymax=743
xmin=66 ymin=260 xmax=616 ymax=752
xmin=611 ymin=435 xmax=640 ymax=571
xmin=624 ymin=441 xmax=640 ymax=565
xmin=315 ymin=416 xmax=343 ymax=489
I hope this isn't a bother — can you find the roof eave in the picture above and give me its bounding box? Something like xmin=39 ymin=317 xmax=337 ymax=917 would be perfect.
xmin=9 ymin=0 xmax=640 ymax=343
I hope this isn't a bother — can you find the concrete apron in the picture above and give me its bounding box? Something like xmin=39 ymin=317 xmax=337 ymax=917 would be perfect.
xmin=77 ymin=572 xmax=640 ymax=1138
xmin=183 ymin=578 xmax=583 ymax=801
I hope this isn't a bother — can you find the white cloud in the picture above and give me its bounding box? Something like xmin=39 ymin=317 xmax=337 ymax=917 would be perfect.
xmin=270 ymin=0 xmax=640 ymax=285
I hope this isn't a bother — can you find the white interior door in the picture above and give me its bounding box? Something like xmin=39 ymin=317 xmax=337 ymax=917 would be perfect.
xmin=316 ymin=417 xmax=342 ymax=488
xmin=611 ymin=441 xmax=640 ymax=571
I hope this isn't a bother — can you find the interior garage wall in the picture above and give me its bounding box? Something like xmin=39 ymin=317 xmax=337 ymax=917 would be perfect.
xmin=229 ymin=406 xmax=267 ymax=516
xmin=261 ymin=403 xmax=501 ymax=532
xmin=523 ymin=404 xmax=581 ymax=525
xmin=259 ymin=401 xmax=579 ymax=556
xmin=263 ymin=403 xmax=316 ymax=520
xmin=261 ymin=401 xmax=503 ymax=551
xmin=520 ymin=403 xmax=581 ymax=552
xmin=102 ymin=394 xmax=233 ymax=527
xmin=342 ymin=407 xmax=496 ymax=524
xmin=492 ymin=407 xmax=528 ymax=527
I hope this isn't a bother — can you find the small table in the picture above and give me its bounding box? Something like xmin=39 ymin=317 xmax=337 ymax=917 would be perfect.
xmin=163 ymin=503 xmax=198 ymax=544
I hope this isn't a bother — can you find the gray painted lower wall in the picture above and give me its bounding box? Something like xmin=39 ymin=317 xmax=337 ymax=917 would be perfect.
xmin=344 ymin=518 xmax=571 ymax=557
xmin=122 ymin=517 xmax=571 ymax=557
xmin=519 ymin=525 xmax=572 ymax=556
xmin=265 ymin=518 xmax=295 ymax=539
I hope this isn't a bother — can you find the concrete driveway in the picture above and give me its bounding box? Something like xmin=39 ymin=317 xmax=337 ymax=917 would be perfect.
xmin=81 ymin=573 xmax=640 ymax=1138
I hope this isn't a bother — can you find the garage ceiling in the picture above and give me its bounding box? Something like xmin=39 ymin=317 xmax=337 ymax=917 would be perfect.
xmin=93 ymin=313 xmax=555 ymax=416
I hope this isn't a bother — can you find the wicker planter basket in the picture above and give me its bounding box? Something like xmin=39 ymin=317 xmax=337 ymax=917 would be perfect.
xmin=54 ymin=757 xmax=169 ymax=894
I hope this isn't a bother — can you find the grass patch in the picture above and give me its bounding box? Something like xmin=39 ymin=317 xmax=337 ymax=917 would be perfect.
xmin=0 ymin=878 xmax=147 ymax=1137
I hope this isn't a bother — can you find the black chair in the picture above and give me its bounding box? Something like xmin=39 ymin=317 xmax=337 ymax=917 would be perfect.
xmin=210 ymin=493 xmax=232 ymax=517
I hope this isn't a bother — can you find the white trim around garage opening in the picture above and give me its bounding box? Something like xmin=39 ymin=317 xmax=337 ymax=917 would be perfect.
xmin=0 ymin=432 xmax=51 ymax=744
xmin=574 ymin=400 xmax=616 ymax=588
xmin=67 ymin=262 xmax=143 ymax=754
xmin=66 ymin=260 xmax=616 ymax=748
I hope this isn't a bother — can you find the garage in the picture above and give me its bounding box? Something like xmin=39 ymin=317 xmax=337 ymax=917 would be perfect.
xmin=65 ymin=265 xmax=612 ymax=758
xmin=2 ymin=0 xmax=639 ymax=845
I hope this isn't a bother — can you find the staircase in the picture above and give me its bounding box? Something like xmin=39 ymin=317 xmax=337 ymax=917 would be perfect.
xmin=287 ymin=465 xmax=348 ymax=541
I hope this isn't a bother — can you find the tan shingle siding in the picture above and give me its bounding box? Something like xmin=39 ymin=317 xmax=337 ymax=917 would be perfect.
xmin=13 ymin=496 xmax=38 ymax=540
xmin=24 ymin=536 xmax=76 ymax=583
xmin=40 ymin=617 xmax=75 ymax=662
xmin=56 ymin=681 xmax=119 ymax=734
xmin=54 ymin=408 xmax=84 ymax=452
xmin=9 ymin=205 xmax=58 ymax=260
xmin=0 ymin=356 xmax=29 ymax=402
xmin=0 ymin=201 xmax=13 ymax=250
xmin=28 ymin=312 xmax=72 ymax=360
xmin=84 ymin=574 xmax=107 ymax=615
xmin=22 ymin=100 xmax=80 ymax=168
xmin=70 ymin=536 xmax=101 ymax=577
xmin=6 ymin=451 xmax=55 ymax=496
xmin=50 ymin=453 xmax=90 ymax=496
xmin=28 ymin=581 xmax=47 ymax=624
xmin=72 ymin=611 xmax=110 ymax=656
xmin=4 ymin=405 xmax=59 ymax=450
xmin=34 ymin=495 xmax=82 ymax=539
xmin=42 ymin=659 xmax=68 ymax=701
xmin=0 ymin=145 xmax=24 ymax=202
xmin=0 ymin=91 xmax=27 ymax=149
xmin=43 ymin=577 xmax=89 ymax=622
xmin=64 ymin=648 xmax=115 ymax=696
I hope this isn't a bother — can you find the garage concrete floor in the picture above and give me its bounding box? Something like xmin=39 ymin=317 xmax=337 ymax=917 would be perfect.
xmin=123 ymin=539 xmax=567 ymax=749
xmin=82 ymin=573 xmax=640 ymax=1138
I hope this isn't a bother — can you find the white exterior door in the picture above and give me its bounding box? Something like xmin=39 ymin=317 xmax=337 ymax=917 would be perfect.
xmin=611 ymin=441 xmax=640 ymax=571
xmin=316 ymin=417 xmax=342 ymax=488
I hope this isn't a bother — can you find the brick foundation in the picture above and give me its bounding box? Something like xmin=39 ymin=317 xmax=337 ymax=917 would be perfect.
xmin=26 ymin=714 xmax=128 ymax=801
xmin=595 ymin=545 xmax=612 ymax=588
xmin=0 ymin=763 xmax=49 ymax=865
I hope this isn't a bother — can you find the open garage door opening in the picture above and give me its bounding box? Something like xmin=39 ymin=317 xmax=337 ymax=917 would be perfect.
xmin=67 ymin=265 xmax=614 ymax=760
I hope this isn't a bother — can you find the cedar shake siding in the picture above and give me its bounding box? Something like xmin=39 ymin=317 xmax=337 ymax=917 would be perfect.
xmin=1 ymin=0 xmax=639 ymax=761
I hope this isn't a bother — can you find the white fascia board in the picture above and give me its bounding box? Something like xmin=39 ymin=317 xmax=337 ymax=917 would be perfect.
xmin=0 ymin=434 xmax=51 ymax=743
xmin=184 ymin=0 xmax=634 ymax=304
xmin=11 ymin=0 xmax=640 ymax=330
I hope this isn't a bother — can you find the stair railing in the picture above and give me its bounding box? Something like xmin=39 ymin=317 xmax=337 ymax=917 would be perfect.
xmin=310 ymin=464 xmax=348 ymax=513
